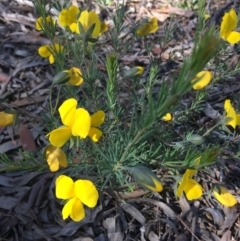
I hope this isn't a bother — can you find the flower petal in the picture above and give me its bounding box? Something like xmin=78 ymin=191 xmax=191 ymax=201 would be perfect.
xmin=0 ymin=112 xmax=15 ymax=126
xmin=75 ymin=180 xmax=99 ymax=207
xmin=58 ymin=9 xmax=69 ymax=27
xmin=46 ymin=145 xmax=67 ymax=172
xmin=192 ymin=71 xmax=212 ymax=90
xmin=213 ymin=187 xmax=237 ymax=207
xmin=59 ymin=98 xmax=77 ymax=127
xmin=91 ymin=110 xmax=105 ymax=127
xmin=226 ymin=31 xmax=240 ymax=45
xmin=71 ymin=108 xmax=91 ymax=138
xmin=88 ymin=127 xmax=103 ymax=142
xmin=38 ymin=45 xmax=51 ymax=58
xmin=62 ymin=197 xmax=85 ymax=221
xmin=48 ymin=126 xmax=72 ymax=147
xmin=184 ymin=179 xmax=203 ymax=200
xmin=224 ymin=99 xmax=237 ymax=129
xmin=55 ymin=175 xmax=74 ymax=199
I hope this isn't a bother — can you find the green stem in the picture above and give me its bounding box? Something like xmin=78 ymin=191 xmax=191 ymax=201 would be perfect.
xmin=117 ymin=128 xmax=145 ymax=166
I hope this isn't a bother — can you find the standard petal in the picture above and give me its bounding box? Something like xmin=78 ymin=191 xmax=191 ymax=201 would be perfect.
xmin=228 ymin=9 xmax=238 ymax=31
xmin=71 ymin=108 xmax=91 ymax=138
xmin=59 ymin=98 xmax=77 ymax=127
xmin=192 ymin=71 xmax=212 ymax=90
xmin=0 ymin=112 xmax=15 ymax=126
xmin=220 ymin=11 xmax=231 ymax=38
xmin=46 ymin=145 xmax=67 ymax=172
xmin=75 ymin=180 xmax=99 ymax=208
xmin=38 ymin=45 xmax=51 ymax=58
xmin=224 ymin=100 xmax=236 ymax=129
xmin=48 ymin=126 xmax=72 ymax=147
xmin=226 ymin=31 xmax=240 ymax=45
xmin=88 ymin=11 xmax=101 ymax=37
xmin=213 ymin=187 xmax=237 ymax=207
xmin=68 ymin=5 xmax=80 ymax=24
xmin=55 ymin=175 xmax=74 ymax=199
xmin=224 ymin=99 xmax=231 ymax=112
xmin=136 ymin=23 xmax=152 ymax=36
xmin=91 ymin=110 xmax=105 ymax=127
xmin=58 ymin=9 xmax=69 ymax=27
xmin=184 ymin=179 xmax=203 ymax=200
xmin=149 ymin=17 xmax=158 ymax=33
xmin=88 ymin=127 xmax=103 ymax=142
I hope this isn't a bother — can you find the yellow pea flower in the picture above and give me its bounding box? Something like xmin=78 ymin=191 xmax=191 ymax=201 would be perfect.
xmin=224 ymin=99 xmax=240 ymax=129
xmin=76 ymin=10 xmax=101 ymax=38
xmin=38 ymin=44 xmax=64 ymax=64
xmin=136 ymin=17 xmax=158 ymax=37
xmin=162 ymin=113 xmax=172 ymax=121
xmin=100 ymin=21 xmax=109 ymax=35
xmin=177 ymin=169 xmax=203 ymax=200
xmin=55 ymin=175 xmax=98 ymax=221
xmin=36 ymin=16 xmax=55 ymax=31
xmin=192 ymin=71 xmax=212 ymax=90
xmin=58 ymin=5 xmax=80 ymax=33
xmin=213 ymin=187 xmax=237 ymax=207
xmin=220 ymin=9 xmax=240 ymax=44
xmin=0 ymin=112 xmax=15 ymax=127
xmin=88 ymin=110 xmax=105 ymax=142
xmin=65 ymin=67 xmax=83 ymax=86
xmin=48 ymin=98 xmax=105 ymax=147
xmin=46 ymin=145 xmax=67 ymax=172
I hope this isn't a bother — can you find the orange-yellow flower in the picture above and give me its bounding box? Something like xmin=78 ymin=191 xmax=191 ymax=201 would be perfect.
xmin=38 ymin=44 xmax=64 ymax=64
xmin=136 ymin=17 xmax=158 ymax=37
xmin=213 ymin=187 xmax=237 ymax=207
xmin=177 ymin=169 xmax=203 ymax=200
xmin=220 ymin=9 xmax=240 ymax=44
xmin=224 ymin=99 xmax=240 ymax=129
xmin=35 ymin=16 xmax=55 ymax=31
xmin=0 ymin=112 xmax=15 ymax=127
xmin=58 ymin=5 xmax=80 ymax=33
xmin=48 ymin=98 xmax=105 ymax=147
xmin=46 ymin=145 xmax=67 ymax=172
xmin=55 ymin=175 xmax=98 ymax=221
xmin=192 ymin=71 xmax=212 ymax=90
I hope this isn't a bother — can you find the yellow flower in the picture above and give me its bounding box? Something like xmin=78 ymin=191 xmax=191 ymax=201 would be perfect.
xmin=55 ymin=175 xmax=98 ymax=221
xmin=177 ymin=169 xmax=203 ymax=200
xmin=35 ymin=16 xmax=55 ymax=31
xmin=220 ymin=9 xmax=240 ymax=44
xmin=136 ymin=17 xmax=158 ymax=37
xmin=65 ymin=67 xmax=83 ymax=86
xmin=88 ymin=110 xmax=105 ymax=142
xmin=204 ymin=14 xmax=211 ymax=20
xmin=0 ymin=112 xmax=15 ymax=127
xmin=224 ymin=99 xmax=240 ymax=129
xmin=76 ymin=10 xmax=101 ymax=38
xmin=46 ymin=145 xmax=67 ymax=172
xmin=130 ymin=165 xmax=163 ymax=192
xmin=58 ymin=5 xmax=80 ymax=33
xmin=100 ymin=21 xmax=109 ymax=35
xmin=162 ymin=113 xmax=172 ymax=121
xmin=38 ymin=44 xmax=64 ymax=64
xmin=213 ymin=187 xmax=237 ymax=207
xmin=48 ymin=98 xmax=105 ymax=147
xmin=192 ymin=71 xmax=212 ymax=90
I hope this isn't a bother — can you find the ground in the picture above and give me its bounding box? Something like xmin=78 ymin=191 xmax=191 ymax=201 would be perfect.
xmin=0 ymin=0 xmax=240 ymax=240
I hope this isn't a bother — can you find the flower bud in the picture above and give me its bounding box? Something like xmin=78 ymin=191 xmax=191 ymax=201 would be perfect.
xmin=187 ymin=134 xmax=204 ymax=145
xmin=124 ymin=66 xmax=144 ymax=78
xmin=52 ymin=71 xmax=70 ymax=85
xmin=128 ymin=165 xmax=163 ymax=192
